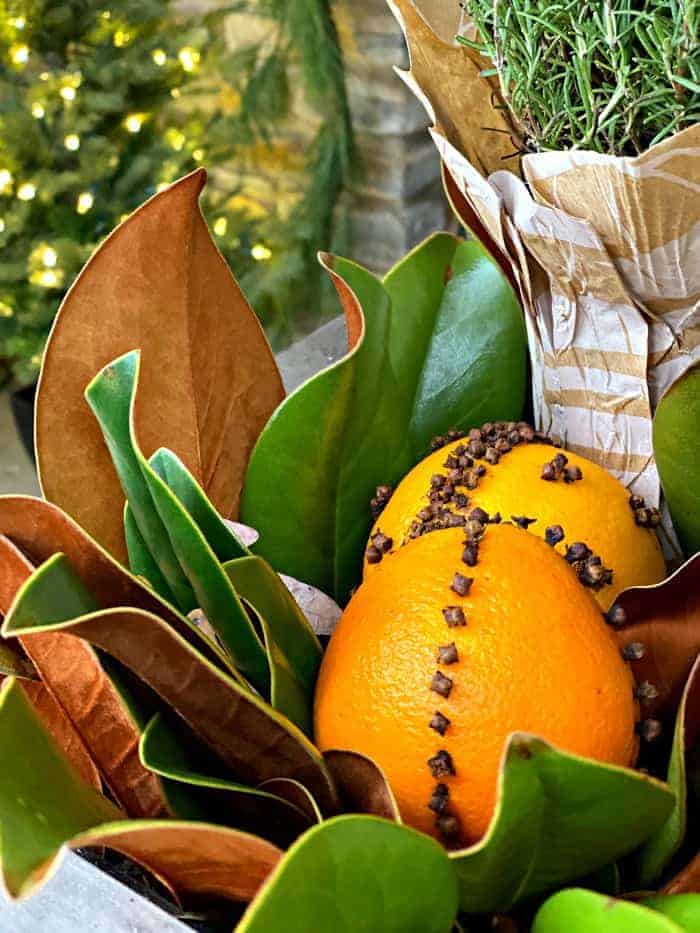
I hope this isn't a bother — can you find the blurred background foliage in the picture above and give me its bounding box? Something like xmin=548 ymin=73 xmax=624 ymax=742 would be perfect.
xmin=0 ymin=0 xmax=354 ymax=387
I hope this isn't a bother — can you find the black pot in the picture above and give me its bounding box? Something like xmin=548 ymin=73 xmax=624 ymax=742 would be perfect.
xmin=9 ymin=382 xmax=36 ymax=465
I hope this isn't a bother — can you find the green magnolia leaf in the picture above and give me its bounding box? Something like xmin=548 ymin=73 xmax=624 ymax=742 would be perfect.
xmin=140 ymin=713 xmax=312 ymax=847
xmin=1 ymin=572 xmax=340 ymax=816
xmin=86 ymin=350 xmax=268 ymax=692
xmin=637 ymin=654 xmax=700 ymax=886
xmin=448 ymin=734 xmax=674 ymax=913
xmin=0 ymin=677 xmax=121 ymax=898
xmin=237 ymin=815 xmax=459 ymax=933
xmin=0 ymin=641 xmax=36 ymax=680
xmin=643 ymin=895 xmax=700 ymax=930
xmin=533 ymin=889 xmax=686 ymax=933
xmin=124 ymin=502 xmax=179 ymax=605
xmin=654 ymin=365 xmax=700 ymax=556
xmin=241 ymin=233 xmax=526 ymax=602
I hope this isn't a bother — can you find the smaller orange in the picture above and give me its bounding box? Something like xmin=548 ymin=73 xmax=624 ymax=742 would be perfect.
xmin=316 ymin=524 xmax=638 ymax=847
xmin=364 ymin=423 xmax=665 ymax=609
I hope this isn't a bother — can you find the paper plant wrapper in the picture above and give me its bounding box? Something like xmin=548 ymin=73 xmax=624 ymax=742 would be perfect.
xmin=391 ymin=0 xmax=700 ymax=522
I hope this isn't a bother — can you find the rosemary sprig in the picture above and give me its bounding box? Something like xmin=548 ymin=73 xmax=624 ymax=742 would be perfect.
xmin=460 ymin=0 xmax=699 ymax=155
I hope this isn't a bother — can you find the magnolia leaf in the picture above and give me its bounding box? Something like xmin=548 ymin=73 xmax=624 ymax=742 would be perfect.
xmin=654 ymin=365 xmax=700 ymax=556
xmin=532 ymin=889 xmax=687 ymax=933
xmin=615 ymin=553 xmax=700 ymax=725
xmin=242 ymin=234 xmax=526 ymax=602
xmin=237 ymin=815 xmax=459 ymax=933
xmin=124 ymin=502 xmax=178 ymax=605
xmin=36 ymin=169 xmax=284 ymax=562
xmin=1 ymin=577 xmax=340 ymax=815
xmin=140 ymin=713 xmax=312 ymax=848
xmin=447 ymin=734 xmax=674 ymax=913
xmin=387 ymin=0 xmax=519 ymax=178
xmin=0 ymin=679 xmax=282 ymax=905
xmin=637 ymin=655 xmax=700 ymax=886
xmin=257 ymin=779 xmax=322 ymax=826
xmin=0 ymin=641 xmax=36 ymax=680
xmin=665 ymin=853 xmax=700 ymax=895
xmin=86 ymin=351 xmax=268 ymax=692
xmin=643 ymin=896 xmax=700 ymax=929
xmin=0 ymin=535 xmax=168 ymax=817
xmin=323 ymin=750 xmax=400 ymax=821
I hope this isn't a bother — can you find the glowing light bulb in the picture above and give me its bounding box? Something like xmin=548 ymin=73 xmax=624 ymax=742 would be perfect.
xmin=251 ymin=243 xmax=272 ymax=261
xmin=178 ymin=47 xmax=200 ymax=72
xmin=64 ymin=134 xmax=80 ymax=151
xmin=0 ymin=302 xmax=13 ymax=318
xmin=113 ymin=29 xmax=131 ymax=47
xmin=9 ymin=43 xmax=29 ymax=65
xmin=31 ymin=102 xmax=45 ymax=118
xmin=124 ymin=113 xmax=145 ymax=133
xmin=0 ymin=170 xmax=13 ymax=194
xmin=165 ymin=128 xmax=185 ymax=151
xmin=31 ymin=269 xmax=61 ymax=288
xmin=170 ymin=88 xmax=181 ymax=99
xmin=17 ymin=182 xmax=36 ymax=201
xmin=101 ymin=10 xmax=111 ymax=19
xmin=213 ymin=217 xmax=227 ymax=236
xmin=10 ymin=17 xmax=26 ymax=29
xmin=152 ymin=48 xmax=167 ymax=66
xmin=60 ymin=86 xmax=76 ymax=102
xmin=0 ymin=219 xmax=5 ymax=233
xmin=41 ymin=246 xmax=58 ymax=268
xmin=192 ymin=148 xmax=204 ymax=161
xmin=76 ymin=191 xmax=94 ymax=214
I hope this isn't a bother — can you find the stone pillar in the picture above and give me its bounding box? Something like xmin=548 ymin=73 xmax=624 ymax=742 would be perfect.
xmin=333 ymin=0 xmax=452 ymax=273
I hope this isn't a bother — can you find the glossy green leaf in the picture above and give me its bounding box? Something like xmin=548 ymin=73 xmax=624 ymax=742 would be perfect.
xmin=140 ymin=714 xmax=312 ymax=847
xmin=124 ymin=502 xmax=178 ymax=606
xmin=638 ymin=654 xmax=700 ymax=886
xmin=643 ymin=896 xmax=700 ymax=930
xmin=0 ymin=677 xmax=121 ymax=898
xmin=0 ymin=641 xmax=36 ymax=680
xmin=533 ymin=889 xmax=685 ymax=933
xmin=241 ymin=233 xmax=526 ymax=602
xmin=86 ymin=350 xmax=268 ymax=692
xmin=448 ymin=734 xmax=674 ymax=913
xmin=654 ymin=365 xmax=700 ymax=557
xmin=1 ymin=589 xmax=340 ymax=816
xmin=238 ymin=815 xmax=458 ymax=933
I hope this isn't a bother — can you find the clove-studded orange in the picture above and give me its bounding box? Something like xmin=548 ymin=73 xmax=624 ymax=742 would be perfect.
xmin=364 ymin=423 xmax=666 ymax=609
xmin=315 ymin=524 xmax=638 ymax=847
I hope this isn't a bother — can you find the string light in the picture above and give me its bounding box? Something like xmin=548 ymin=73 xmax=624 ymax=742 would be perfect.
xmin=39 ymin=71 xmax=49 ymax=81
xmin=0 ymin=219 xmax=5 ymax=233
xmin=165 ymin=128 xmax=185 ymax=151
xmin=76 ymin=191 xmax=94 ymax=214
xmin=178 ymin=47 xmax=200 ymax=72
xmin=9 ymin=17 xmax=26 ymax=29
xmin=213 ymin=217 xmax=227 ymax=236
xmin=101 ymin=10 xmax=111 ymax=19
xmin=17 ymin=182 xmax=36 ymax=201
xmin=170 ymin=88 xmax=181 ymax=99
xmin=40 ymin=246 xmax=58 ymax=268
xmin=60 ymin=86 xmax=76 ymax=102
xmin=0 ymin=170 xmax=13 ymax=194
xmin=152 ymin=48 xmax=167 ymax=66
xmin=113 ymin=29 xmax=131 ymax=48
xmin=9 ymin=43 xmax=29 ymax=65
xmin=192 ymin=148 xmax=204 ymax=161
xmin=251 ymin=243 xmax=272 ymax=261
xmin=64 ymin=134 xmax=80 ymax=151
xmin=0 ymin=302 xmax=13 ymax=318
xmin=31 ymin=102 xmax=45 ymax=118
xmin=124 ymin=113 xmax=145 ymax=133
xmin=31 ymin=269 xmax=62 ymax=288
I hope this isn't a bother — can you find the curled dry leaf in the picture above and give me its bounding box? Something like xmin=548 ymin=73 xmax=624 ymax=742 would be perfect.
xmin=323 ymin=750 xmax=400 ymax=822
xmin=615 ymin=553 xmax=700 ymax=724
xmin=0 ymin=535 xmax=168 ymax=816
xmin=664 ymin=852 xmax=700 ymax=895
xmin=387 ymin=0 xmax=518 ymax=177
xmin=36 ymin=169 xmax=284 ymax=561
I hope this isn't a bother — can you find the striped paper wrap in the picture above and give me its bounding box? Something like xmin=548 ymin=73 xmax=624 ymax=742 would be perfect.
xmin=390 ymin=0 xmax=700 ymax=520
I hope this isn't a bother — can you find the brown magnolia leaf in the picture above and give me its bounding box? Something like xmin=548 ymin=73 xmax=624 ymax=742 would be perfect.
xmin=4 ymin=604 xmax=341 ymax=816
xmin=664 ymin=851 xmax=700 ymax=894
xmin=387 ymin=0 xmax=518 ymax=178
xmin=36 ymin=169 xmax=285 ymax=561
xmin=0 ymin=534 xmax=168 ymax=816
xmin=616 ymin=553 xmax=700 ymax=724
xmin=0 ymin=640 xmax=36 ymax=680
xmin=0 ymin=496 xmax=228 ymax=672
xmin=324 ymin=750 xmax=400 ymax=822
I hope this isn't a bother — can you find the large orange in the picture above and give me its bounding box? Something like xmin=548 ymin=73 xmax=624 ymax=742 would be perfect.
xmin=365 ymin=424 xmax=665 ymax=609
xmin=315 ymin=524 xmax=638 ymax=847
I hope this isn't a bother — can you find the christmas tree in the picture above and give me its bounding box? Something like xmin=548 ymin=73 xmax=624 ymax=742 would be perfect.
xmin=0 ymin=0 xmax=352 ymax=387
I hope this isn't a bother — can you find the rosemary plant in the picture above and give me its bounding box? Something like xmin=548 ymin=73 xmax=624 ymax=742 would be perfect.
xmin=460 ymin=0 xmax=699 ymax=155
